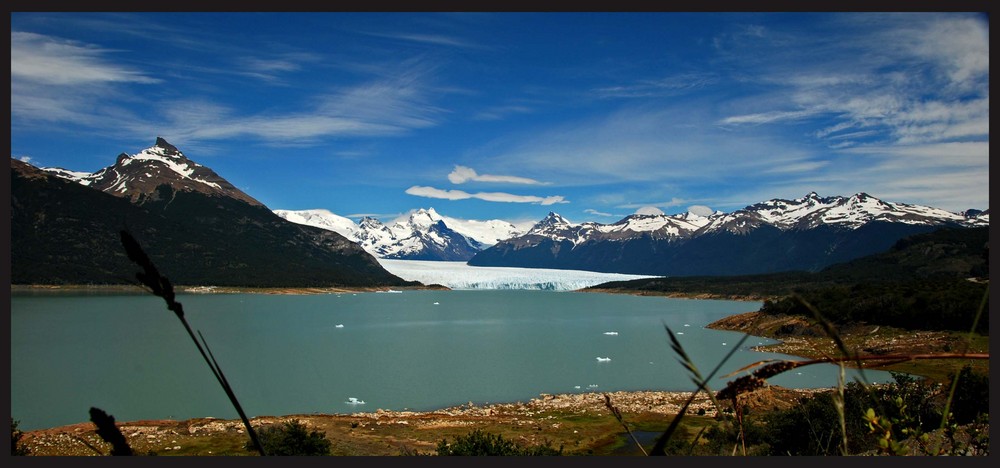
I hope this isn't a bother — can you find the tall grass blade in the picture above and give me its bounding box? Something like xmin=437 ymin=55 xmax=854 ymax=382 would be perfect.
xmin=650 ymin=324 xmax=750 ymax=456
xmin=89 ymin=407 xmax=132 ymax=456
xmin=603 ymin=394 xmax=648 ymax=456
xmin=934 ymin=285 xmax=989 ymax=454
xmin=119 ymin=230 xmax=266 ymax=456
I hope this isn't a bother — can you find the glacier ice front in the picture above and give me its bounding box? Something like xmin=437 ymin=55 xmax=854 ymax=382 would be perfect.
xmin=377 ymin=259 xmax=656 ymax=291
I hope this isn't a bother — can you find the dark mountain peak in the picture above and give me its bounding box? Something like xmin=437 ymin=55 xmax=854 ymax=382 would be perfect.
xmin=359 ymin=216 xmax=386 ymax=229
xmin=541 ymin=211 xmax=569 ymax=224
xmin=529 ymin=212 xmax=572 ymax=232
xmin=154 ymin=137 xmax=179 ymax=153
xmin=82 ymin=139 xmax=264 ymax=207
xmin=962 ymin=208 xmax=984 ymax=218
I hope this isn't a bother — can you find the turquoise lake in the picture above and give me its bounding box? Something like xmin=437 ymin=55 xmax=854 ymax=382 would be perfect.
xmin=10 ymin=290 xmax=895 ymax=431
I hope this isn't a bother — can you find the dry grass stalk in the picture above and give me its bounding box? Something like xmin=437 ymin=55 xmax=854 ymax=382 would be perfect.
xmin=119 ymin=230 xmax=266 ymax=456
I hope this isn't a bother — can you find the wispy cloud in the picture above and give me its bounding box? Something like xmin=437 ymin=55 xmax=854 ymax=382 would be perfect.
xmin=46 ymin=61 xmax=447 ymax=145
xmin=359 ymin=30 xmax=483 ymax=49
xmin=447 ymin=165 xmax=545 ymax=185
xmin=716 ymin=14 xmax=988 ymax=149
xmin=584 ymin=208 xmax=620 ymax=218
xmin=472 ymin=104 xmax=535 ymax=121
xmin=617 ymin=197 xmax=689 ymax=210
xmin=593 ymin=72 xmax=719 ymax=99
xmin=405 ymin=186 xmax=567 ymax=205
xmin=11 ymin=32 xmax=160 ymax=85
xmin=719 ymin=109 xmax=817 ymax=126
xmin=235 ymin=52 xmax=323 ymax=83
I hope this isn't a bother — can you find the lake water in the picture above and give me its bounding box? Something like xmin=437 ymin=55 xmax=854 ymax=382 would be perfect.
xmin=10 ymin=290 xmax=895 ymax=431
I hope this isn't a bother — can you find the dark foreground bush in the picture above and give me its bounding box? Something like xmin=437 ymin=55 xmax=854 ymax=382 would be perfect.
xmin=246 ymin=420 xmax=331 ymax=456
xmin=436 ymin=429 xmax=562 ymax=456
xmin=11 ymin=418 xmax=29 ymax=456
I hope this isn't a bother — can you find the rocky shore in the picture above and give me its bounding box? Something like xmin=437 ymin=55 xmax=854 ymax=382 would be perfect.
xmin=19 ymin=387 xmax=825 ymax=456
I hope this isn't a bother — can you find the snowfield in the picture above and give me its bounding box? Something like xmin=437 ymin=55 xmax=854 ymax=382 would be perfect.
xmin=377 ymin=259 xmax=657 ymax=291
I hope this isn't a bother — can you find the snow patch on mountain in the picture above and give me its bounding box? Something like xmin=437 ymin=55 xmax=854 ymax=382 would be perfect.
xmin=275 ymin=207 xmax=530 ymax=260
xmin=40 ymin=137 xmax=263 ymax=206
xmin=273 ymin=209 xmax=359 ymax=239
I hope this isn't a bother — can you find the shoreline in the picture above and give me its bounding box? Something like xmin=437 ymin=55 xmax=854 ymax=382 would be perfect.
xmin=581 ymin=287 xmax=772 ymax=302
xmin=10 ymin=283 xmax=450 ymax=295
xmin=20 ymin=386 xmax=831 ymax=456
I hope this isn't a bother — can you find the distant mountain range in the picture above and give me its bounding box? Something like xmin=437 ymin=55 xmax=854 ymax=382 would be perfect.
xmin=14 ymin=137 xmax=989 ymax=284
xmin=11 ymin=138 xmax=415 ymax=288
xmin=276 ymin=190 xmax=987 ymax=277
xmin=467 ymin=192 xmax=988 ymax=276
xmin=274 ymin=207 xmax=530 ymax=261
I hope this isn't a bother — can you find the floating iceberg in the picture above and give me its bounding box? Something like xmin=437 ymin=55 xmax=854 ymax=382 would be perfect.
xmin=596 ymin=357 xmax=611 ymax=362
xmin=345 ymin=397 xmax=366 ymax=405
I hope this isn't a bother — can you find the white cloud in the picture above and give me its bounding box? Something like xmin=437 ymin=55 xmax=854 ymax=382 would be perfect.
xmin=719 ymin=109 xmax=816 ymax=126
xmin=761 ymin=160 xmax=831 ymax=175
xmin=584 ymin=208 xmax=619 ymax=218
xmin=447 ymin=165 xmax=545 ymax=185
xmin=10 ymin=32 xmax=159 ymax=85
xmin=687 ymin=205 xmax=714 ymax=217
xmin=634 ymin=206 xmax=665 ymax=216
xmin=17 ymin=156 xmax=33 ymax=163
xmin=405 ymin=186 xmax=567 ymax=205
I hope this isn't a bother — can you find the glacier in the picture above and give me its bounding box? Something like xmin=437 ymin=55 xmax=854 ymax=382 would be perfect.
xmin=377 ymin=259 xmax=657 ymax=291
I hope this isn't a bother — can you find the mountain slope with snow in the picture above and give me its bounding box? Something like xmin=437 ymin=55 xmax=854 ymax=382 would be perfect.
xmin=469 ymin=192 xmax=988 ymax=276
xmin=14 ymin=140 xmax=411 ymax=288
xmin=42 ymin=137 xmax=264 ymax=207
xmin=275 ymin=207 xmax=530 ymax=261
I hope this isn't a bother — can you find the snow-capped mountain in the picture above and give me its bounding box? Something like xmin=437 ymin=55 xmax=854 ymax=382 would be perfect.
xmin=275 ymin=207 xmax=530 ymax=261
xmin=701 ymin=192 xmax=987 ymax=234
xmin=11 ymin=140 xmax=412 ymax=288
xmin=469 ymin=192 xmax=988 ymax=276
xmin=41 ymin=137 xmax=263 ymax=207
xmin=272 ymin=209 xmax=360 ymax=239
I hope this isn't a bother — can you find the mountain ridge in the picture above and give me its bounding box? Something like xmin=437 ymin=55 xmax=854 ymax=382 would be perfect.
xmin=468 ymin=192 xmax=987 ymax=276
xmin=12 ymin=139 xmax=416 ymax=288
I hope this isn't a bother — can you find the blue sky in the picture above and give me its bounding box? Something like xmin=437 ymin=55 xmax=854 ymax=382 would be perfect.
xmin=10 ymin=12 xmax=989 ymax=225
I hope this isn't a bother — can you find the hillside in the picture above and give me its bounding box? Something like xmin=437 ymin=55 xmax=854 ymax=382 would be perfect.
xmin=588 ymin=226 xmax=987 ymax=297
xmin=470 ymin=193 xmax=987 ymax=276
xmin=10 ymin=141 xmax=417 ymax=289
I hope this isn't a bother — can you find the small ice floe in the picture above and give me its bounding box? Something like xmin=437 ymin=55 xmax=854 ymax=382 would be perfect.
xmin=587 ymin=384 xmax=599 ymax=388
xmin=603 ymin=331 xmax=619 ymax=336
xmin=683 ymin=324 xmax=690 ymax=327
xmin=345 ymin=397 xmax=366 ymax=405
xmin=676 ymin=332 xmax=684 ymax=335
xmin=574 ymin=385 xmax=581 ymax=389
xmin=335 ymin=324 xmax=344 ymax=328
xmin=433 ymin=302 xmax=440 ymax=305
xmin=596 ymin=357 xmax=611 ymax=362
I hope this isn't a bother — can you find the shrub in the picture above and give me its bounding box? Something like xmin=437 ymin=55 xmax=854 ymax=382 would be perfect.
xmin=11 ymin=418 xmax=29 ymax=456
xmin=246 ymin=420 xmax=331 ymax=456
xmin=435 ymin=429 xmax=562 ymax=456
xmin=948 ymin=365 xmax=990 ymax=425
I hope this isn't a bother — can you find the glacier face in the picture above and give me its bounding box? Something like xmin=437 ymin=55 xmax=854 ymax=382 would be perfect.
xmin=377 ymin=259 xmax=656 ymax=291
